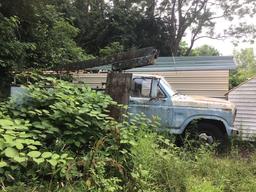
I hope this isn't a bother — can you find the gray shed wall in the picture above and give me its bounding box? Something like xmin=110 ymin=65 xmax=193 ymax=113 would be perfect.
xmin=73 ymin=70 xmax=229 ymax=99
xmin=228 ymin=78 xmax=256 ymax=139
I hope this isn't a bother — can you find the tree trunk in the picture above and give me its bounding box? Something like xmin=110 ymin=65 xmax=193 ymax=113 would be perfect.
xmin=0 ymin=69 xmax=11 ymax=101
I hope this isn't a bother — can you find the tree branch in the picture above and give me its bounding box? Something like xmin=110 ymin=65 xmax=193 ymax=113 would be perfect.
xmin=208 ymin=15 xmax=225 ymax=20
xmin=186 ymin=24 xmax=203 ymax=55
xmin=194 ymin=35 xmax=229 ymax=41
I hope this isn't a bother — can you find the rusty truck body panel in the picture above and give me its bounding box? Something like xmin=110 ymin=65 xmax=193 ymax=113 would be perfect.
xmin=128 ymin=74 xmax=236 ymax=137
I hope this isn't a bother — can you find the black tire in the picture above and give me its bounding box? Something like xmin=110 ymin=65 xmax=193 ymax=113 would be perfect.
xmin=197 ymin=122 xmax=228 ymax=147
xmin=180 ymin=122 xmax=229 ymax=151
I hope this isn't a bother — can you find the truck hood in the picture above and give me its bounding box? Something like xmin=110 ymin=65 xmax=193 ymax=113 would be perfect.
xmin=172 ymin=94 xmax=235 ymax=112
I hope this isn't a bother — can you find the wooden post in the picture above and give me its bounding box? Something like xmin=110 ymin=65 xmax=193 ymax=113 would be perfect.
xmin=105 ymin=72 xmax=132 ymax=121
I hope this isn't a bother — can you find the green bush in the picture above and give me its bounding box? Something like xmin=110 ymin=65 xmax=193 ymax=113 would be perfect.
xmin=2 ymin=75 xmax=256 ymax=192
xmin=0 ymin=75 xmax=160 ymax=191
xmin=0 ymin=75 xmax=121 ymax=187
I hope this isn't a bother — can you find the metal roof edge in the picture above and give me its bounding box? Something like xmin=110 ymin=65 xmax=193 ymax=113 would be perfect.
xmin=127 ymin=59 xmax=236 ymax=72
xmin=225 ymin=75 xmax=256 ymax=96
xmin=127 ymin=67 xmax=235 ymax=72
xmin=91 ymin=56 xmax=236 ymax=71
xmin=157 ymin=56 xmax=234 ymax=59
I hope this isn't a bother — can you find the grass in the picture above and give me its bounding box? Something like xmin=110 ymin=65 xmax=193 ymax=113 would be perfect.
xmin=2 ymin=135 xmax=256 ymax=192
xmin=129 ymin=133 xmax=256 ymax=192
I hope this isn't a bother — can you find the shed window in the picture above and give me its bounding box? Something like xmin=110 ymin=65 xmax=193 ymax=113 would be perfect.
xmin=131 ymin=78 xmax=152 ymax=97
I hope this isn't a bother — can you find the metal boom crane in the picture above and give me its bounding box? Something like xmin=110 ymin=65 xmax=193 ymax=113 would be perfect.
xmin=55 ymin=47 xmax=159 ymax=120
xmin=54 ymin=47 xmax=159 ymax=72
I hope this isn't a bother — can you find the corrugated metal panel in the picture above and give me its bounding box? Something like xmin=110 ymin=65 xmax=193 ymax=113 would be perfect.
xmin=90 ymin=56 xmax=236 ymax=71
xmin=73 ymin=70 xmax=229 ymax=98
xmin=228 ymin=78 xmax=256 ymax=139
xmin=128 ymin=56 xmax=236 ymax=72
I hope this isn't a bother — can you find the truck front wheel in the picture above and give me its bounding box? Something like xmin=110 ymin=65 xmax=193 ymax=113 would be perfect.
xmin=181 ymin=121 xmax=228 ymax=150
xmin=197 ymin=122 xmax=228 ymax=147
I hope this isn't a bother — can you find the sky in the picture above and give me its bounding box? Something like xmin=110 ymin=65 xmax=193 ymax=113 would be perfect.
xmin=189 ymin=10 xmax=256 ymax=56
xmin=193 ymin=35 xmax=256 ymax=56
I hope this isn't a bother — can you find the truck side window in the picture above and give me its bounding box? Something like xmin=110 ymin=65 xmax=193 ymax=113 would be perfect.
xmin=157 ymin=84 xmax=166 ymax=98
xmin=131 ymin=78 xmax=152 ymax=97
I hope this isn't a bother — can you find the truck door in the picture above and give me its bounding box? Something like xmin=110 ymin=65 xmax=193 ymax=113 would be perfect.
xmin=128 ymin=77 xmax=173 ymax=129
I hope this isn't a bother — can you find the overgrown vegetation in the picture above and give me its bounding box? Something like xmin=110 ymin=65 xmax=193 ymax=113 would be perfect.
xmin=1 ymin=75 xmax=256 ymax=191
xmin=1 ymin=1 xmax=256 ymax=190
xmin=0 ymin=75 xmax=160 ymax=191
xmin=230 ymin=48 xmax=256 ymax=88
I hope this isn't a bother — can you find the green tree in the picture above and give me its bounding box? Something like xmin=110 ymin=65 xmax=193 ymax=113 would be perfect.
xmin=230 ymin=48 xmax=256 ymax=88
xmin=0 ymin=15 xmax=33 ymax=99
xmin=191 ymin=45 xmax=220 ymax=56
xmin=25 ymin=0 xmax=256 ymax=56
xmin=0 ymin=2 xmax=90 ymax=99
xmin=70 ymin=0 xmax=142 ymax=54
xmin=0 ymin=16 xmax=32 ymax=70
xmin=99 ymin=42 xmax=124 ymax=57
xmin=27 ymin=5 xmax=90 ymax=68
xmin=0 ymin=2 xmax=90 ymax=69
xmin=1 ymin=0 xmax=256 ymax=58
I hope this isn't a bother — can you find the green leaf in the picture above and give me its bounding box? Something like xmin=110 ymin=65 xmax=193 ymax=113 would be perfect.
xmin=27 ymin=151 xmax=41 ymax=158
xmin=74 ymin=141 xmax=80 ymax=147
xmin=47 ymin=159 xmax=57 ymax=167
xmin=60 ymin=153 xmax=68 ymax=159
xmin=16 ymin=143 xmax=24 ymax=150
xmin=0 ymin=161 xmax=7 ymax=168
xmin=3 ymin=135 xmax=14 ymax=143
xmin=0 ymin=119 xmax=14 ymax=126
xmin=33 ymin=158 xmax=44 ymax=164
xmin=0 ymin=139 xmax=4 ymax=150
xmin=33 ymin=141 xmax=42 ymax=146
xmin=59 ymin=159 xmax=67 ymax=164
xmin=4 ymin=147 xmax=19 ymax=158
xmin=63 ymin=130 xmax=73 ymax=135
xmin=13 ymin=156 xmax=27 ymax=163
xmin=52 ymin=154 xmax=60 ymax=159
xmin=32 ymin=122 xmax=45 ymax=129
xmin=27 ymin=145 xmax=37 ymax=150
xmin=42 ymin=152 xmax=52 ymax=159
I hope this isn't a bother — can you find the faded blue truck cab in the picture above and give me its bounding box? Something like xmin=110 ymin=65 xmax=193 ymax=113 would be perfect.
xmin=128 ymin=74 xmax=237 ymax=143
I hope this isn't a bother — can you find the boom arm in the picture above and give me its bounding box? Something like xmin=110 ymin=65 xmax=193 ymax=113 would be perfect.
xmin=54 ymin=47 xmax=159 ymax=71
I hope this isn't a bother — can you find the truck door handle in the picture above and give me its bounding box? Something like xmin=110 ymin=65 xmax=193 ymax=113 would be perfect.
xmin=149 ymin=98 xmax=167 ymax=102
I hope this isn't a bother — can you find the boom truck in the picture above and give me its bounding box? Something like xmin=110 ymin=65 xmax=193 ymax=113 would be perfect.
xmin=54 ymin=47 xmax=238 ymax=146
xmin=14 ymin=47 xmax=237 ymax=146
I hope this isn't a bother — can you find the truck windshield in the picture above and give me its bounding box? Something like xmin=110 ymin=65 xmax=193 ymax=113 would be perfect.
xmin=160 ymin=78 xmax=177 ymax=96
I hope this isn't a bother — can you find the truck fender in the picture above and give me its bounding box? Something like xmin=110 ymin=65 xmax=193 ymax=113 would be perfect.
xmin=171 ymin=115 xmax=230 ymax=135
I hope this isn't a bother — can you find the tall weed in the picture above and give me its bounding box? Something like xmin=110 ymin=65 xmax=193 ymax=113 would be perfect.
xmin=2 ymin=75 xmax=256 ymax=192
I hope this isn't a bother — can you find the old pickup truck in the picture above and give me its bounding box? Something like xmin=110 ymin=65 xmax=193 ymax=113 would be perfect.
xmin=11 ymin=46 xmax=237 ymax=146
xmin=11 ymin=73 xmax=237 ymax=145
xmin=128 ymin=74 xmax=237 ymax=145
